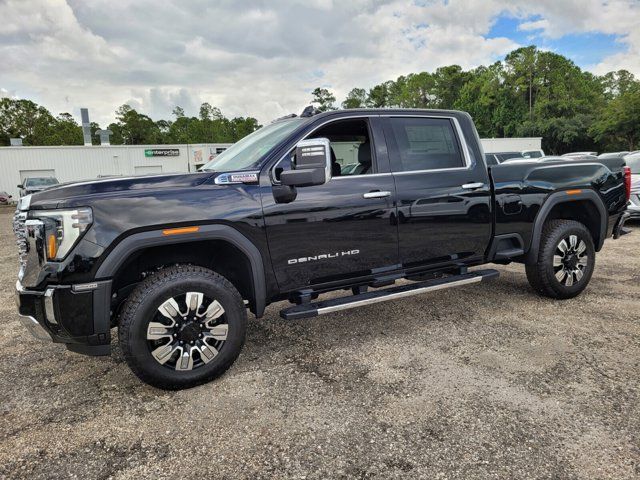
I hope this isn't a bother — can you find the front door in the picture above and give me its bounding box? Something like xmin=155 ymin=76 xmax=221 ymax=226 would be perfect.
xmin=262 ymin=116 xmax=400 ymax=293
xmin=382 ymin=115 xmax=492 ymax=270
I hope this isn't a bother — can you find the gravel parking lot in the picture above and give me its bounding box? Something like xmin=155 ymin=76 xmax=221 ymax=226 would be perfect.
xmin=0 ymin=207 xmax=638 ymax=479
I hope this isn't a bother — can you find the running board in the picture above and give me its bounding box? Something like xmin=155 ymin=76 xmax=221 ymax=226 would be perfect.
xmin=280 ymin=269 xmax=499 ymax=320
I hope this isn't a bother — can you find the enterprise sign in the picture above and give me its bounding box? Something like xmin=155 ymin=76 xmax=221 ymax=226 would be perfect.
xmin=145 ymin=149 xmax=180 ymax=157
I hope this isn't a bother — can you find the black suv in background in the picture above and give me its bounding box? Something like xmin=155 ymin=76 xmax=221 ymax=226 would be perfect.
xmin=14 ymin=108 xmax=630 ymax=389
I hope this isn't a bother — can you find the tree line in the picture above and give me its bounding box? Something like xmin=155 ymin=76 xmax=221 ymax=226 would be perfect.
xmin=0 ymin=100 xmax=260 ymax=146
xmin=1 ymin=46 xmax=639 ymax=153
xmin=311 ymin=46 xmax=640 ymax=154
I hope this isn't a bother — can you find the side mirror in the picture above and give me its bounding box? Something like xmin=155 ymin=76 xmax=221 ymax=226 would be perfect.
xmin=17 ymin=184 xmax=23 ymax=189
xmin=280 ymin=138 xmax=332 ymax=187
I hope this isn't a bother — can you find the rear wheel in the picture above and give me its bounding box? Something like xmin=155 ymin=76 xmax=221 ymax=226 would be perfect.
xmin=118 ymin=265 xmax=247 ymax=390
xmin=525 ymin=219 xmax=595 ymax=299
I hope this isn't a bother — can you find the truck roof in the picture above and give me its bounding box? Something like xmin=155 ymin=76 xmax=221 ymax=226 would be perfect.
xmin=274 ymin=107 xmax=469 ymax=124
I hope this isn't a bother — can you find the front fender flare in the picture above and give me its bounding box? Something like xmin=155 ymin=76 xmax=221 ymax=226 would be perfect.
xmin=524 ymin=189 xmax=608 ymax=265
xmin=95 ymin=224 xmax=267 ymax=317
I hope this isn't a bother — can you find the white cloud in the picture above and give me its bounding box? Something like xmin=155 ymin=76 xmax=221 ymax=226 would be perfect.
xmin=510 ymin=0 xmax=640 ymax=73
xmin=0 ymin=0 xmax=638 ymax=127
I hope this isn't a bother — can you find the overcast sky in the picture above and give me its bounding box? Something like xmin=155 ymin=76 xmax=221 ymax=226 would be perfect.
xmin=1 ymin=0 xmax=639 ymax=127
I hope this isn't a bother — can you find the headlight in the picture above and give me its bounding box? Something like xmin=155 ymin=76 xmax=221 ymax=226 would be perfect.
xmin=31 ymin=208 xmax=93 ymax=261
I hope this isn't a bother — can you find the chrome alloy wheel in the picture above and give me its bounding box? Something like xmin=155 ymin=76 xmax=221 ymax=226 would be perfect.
xmin=146 ymin=292 xmax=228 ymax=371
xmin=553 ymin=235 xmax=588 ymax=287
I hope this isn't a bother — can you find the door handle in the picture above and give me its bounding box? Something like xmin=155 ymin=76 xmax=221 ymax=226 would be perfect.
xmin=363 ymin=191 xmax=391 ymax=199
xmin=461 ymin=182 xmax=485 ymax=190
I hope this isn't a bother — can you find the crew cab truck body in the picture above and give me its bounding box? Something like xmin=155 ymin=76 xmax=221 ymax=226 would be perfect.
xmin=14 ymin=109 xmax=631 ymax=389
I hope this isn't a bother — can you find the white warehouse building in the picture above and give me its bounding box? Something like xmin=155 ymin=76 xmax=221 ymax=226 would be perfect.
xmin=480 ymin=137 xmax=543 ymax=153
xmin=0 ymin=143 xmax=231 ymax=199
xmin=0 ymin=136 xmax=543 ymax=201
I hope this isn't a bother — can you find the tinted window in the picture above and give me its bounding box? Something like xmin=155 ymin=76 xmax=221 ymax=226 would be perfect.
xmin=389 ymin=117 xmax=464 ymax=171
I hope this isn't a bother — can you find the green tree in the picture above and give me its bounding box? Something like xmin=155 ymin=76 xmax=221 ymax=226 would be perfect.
xmin=366 ymin=81 xmax=394 ymax=108
xmin=112 ymin=104 xmax=162 ymax=144
xmin=0 ymin=98 xmax=57 ymax=145
xmin=455 ymin=63 xmax=526 ymax=138
xmin=48 ymin=113 xmax=84 ymax=145
xmin=600 ymin=70 xmax=636 ymax=99
xmin=311 ymin=87 xmax=336 ymax=112
xmin=432 ymin=65 xmax=470 ymax=109
xmin=591 ymin=84 xmax=640 ymax=150
xmin=342 ymin=88 xmax=367 ymax=109
xmin=399 ymin=72 xmax=436 ymax=108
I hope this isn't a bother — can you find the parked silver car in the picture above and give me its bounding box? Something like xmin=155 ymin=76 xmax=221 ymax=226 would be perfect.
xmin=17 ymin=177 xmax=59 ymax=197
xmin=625 ymin=153 xmax=640 ymax=218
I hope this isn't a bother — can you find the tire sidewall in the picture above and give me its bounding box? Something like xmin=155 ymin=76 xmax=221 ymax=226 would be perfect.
xmin=542 ymin=222 xmax=595 ymax=298
xmin=124 ymin=272 xmax=246 ymax=387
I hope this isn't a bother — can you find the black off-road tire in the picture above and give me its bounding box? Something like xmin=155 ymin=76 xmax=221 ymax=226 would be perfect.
xmin=118 ymin=264 xmax=247 ymax=390
xmin=525 ymin=219 xmax=596 ymax=299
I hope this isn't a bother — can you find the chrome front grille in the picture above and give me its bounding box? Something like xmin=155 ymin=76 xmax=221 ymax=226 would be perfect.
xmin=13 ymin=209 xmax=28 ymax=269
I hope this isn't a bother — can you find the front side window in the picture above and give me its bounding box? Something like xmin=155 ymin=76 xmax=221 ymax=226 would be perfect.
xmin=273 ymin=118 xmax=374 ymax=181
xmin=310 ymin=119 xmax=374 ymax=177
xmin=388 ymin=117 xmax=464 ymax=171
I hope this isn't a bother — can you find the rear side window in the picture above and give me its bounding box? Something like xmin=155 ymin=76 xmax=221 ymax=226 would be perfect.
xmin=388 ymin=117 xmax=465 ymax=171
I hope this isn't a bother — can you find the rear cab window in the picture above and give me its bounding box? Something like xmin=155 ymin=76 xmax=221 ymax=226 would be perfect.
xmin=386 ymin=117 xmax=465 ymax=172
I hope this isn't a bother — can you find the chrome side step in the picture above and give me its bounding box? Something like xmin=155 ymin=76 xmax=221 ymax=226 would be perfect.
xmin=280 ymin=269 xmax=499 ymax=320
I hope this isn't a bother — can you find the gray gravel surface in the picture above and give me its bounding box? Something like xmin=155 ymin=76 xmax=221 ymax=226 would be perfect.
xmin=0 ymin=208 xmax=638 ymax=479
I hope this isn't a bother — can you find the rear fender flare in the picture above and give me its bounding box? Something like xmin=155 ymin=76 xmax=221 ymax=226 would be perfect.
xmin=95 ymin=224 xmax=266 ymax=317
xmin=525 ymin=189 xmax=607 ymax=265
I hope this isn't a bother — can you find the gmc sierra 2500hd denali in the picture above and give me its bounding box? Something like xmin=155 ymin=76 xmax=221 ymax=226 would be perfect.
xmin=14 ymin=108 xmax=631 ymax=389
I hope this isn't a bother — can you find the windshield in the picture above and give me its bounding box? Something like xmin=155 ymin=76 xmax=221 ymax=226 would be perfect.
xmin=200 ymin=118 xmax=304 ymax=172
xmin=626 ymin=155 xmax=640 ymax=174
xmin=25 ymin=177 xmax=58 ymax=187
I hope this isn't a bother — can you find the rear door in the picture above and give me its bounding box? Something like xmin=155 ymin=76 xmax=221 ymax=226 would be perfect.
xmin=262 ymin=116 xmax=400 ymax=292
xmin=383 ymin=115 xmax=492 ymax=270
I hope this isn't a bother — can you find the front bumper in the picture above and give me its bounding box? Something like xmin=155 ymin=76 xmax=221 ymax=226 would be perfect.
xmin=15 ymin=279 xmax=112 ymax=356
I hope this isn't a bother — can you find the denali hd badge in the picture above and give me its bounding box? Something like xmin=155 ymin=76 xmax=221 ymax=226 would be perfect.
xmin=288 ymin=250 xmax=360 ymax=265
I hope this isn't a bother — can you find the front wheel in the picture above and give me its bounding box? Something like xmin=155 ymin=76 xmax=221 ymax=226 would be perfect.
xmin=118 ymin=265 xmax=247 ymax=390
xmin=525 ymin=219 xmax=596 ymax=299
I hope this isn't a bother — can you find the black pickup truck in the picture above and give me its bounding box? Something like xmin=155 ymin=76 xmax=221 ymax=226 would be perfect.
xmin=14 ymin=108 xmax=631 ymax=389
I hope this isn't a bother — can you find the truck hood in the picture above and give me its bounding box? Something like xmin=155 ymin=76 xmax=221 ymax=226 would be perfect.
xmin=28 ymin=172 xmax=215 ymax=208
